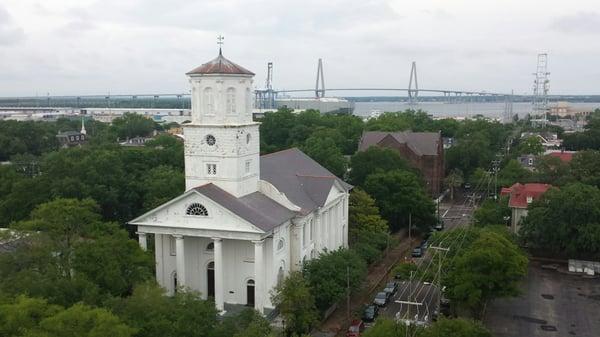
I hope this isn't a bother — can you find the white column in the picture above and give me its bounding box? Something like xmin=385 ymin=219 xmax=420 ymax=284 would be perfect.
xmin=136 ymin=232 xmax=147 ymax=251
xmin=253 ymin=239 xmax=265 ymax=314
xmin=213 ymin=238 xmax=225 ymax=312
xmin=174 ymin=235 xmax=186 ymax=288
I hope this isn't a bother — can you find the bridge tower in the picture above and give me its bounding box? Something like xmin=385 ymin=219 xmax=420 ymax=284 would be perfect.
xmin=315 ymin=58 xmax=325 ymax=98
xmin=532 ymin=53 xmax=550 ymax=122
xmin=408 ymin=61 xmax=419 ymax=105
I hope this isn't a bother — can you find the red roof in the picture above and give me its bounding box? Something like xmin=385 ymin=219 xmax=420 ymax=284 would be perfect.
xmin=547 ymin=151 xmax=574 ymax=163
xmin=186 ymin=50 xmax=254 ymax=76
xmin=502 ymin=183 xmax=553 ymax=208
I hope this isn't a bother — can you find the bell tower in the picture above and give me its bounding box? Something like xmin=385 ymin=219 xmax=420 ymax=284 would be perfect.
xmin=183 ymin=46 xmax=260 ymax=197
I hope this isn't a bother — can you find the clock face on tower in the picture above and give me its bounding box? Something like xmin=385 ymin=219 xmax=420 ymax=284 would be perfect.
xmin=206 ymin=135 xmax=216 ymax=146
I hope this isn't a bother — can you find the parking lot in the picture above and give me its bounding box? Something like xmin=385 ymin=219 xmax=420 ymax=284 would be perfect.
xmin=484 ymin=261 xmax=600 ymax=337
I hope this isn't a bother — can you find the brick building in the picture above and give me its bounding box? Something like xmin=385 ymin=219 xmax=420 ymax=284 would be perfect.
xmin=358 ymin=131 xmax=444 ymax=197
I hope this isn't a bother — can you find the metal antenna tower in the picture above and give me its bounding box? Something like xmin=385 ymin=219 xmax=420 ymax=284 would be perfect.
xmin=408 ymin=61 xmax=419 ymax=104
xmin=265 ymin=62 xmax=274 ymax=108
xmin=315 ymin=58 xmax=325 ymax=98
xmin=532 ymin=53 xmax=550 ymax=122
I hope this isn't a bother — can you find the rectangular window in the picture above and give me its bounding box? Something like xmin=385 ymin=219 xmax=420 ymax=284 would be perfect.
xmin=207 ymin=163 xmax=217 ymax=176
xmin=245 ymin=160 xmax=251 ymax=174
xmin=169 ymin=236 xmax=176 ymax=256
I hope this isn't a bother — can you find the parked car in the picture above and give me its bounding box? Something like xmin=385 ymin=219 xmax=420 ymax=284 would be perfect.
xmin=362 ymin=304 xmax=379 ymax=323
xmin=421 ymin=240 xmax=429 ymax=250
xmin=411 ymin=247 xmax=423 ymax=258
xmin=347 ymin=319 xmax=365 ymax=337
xmin=383 ymin=281 xmax=399 ymax=295
xmin=373 ymin=291 xmax=390 ymax=306
xmin=434 ymin=219 xmax=444 ymax=231
xmin=464 ymin=183 xmax=471 ymax=190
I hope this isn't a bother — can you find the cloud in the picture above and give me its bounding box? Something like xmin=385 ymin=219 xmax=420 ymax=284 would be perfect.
xmin=0 ymin=5 xmax=25 ymax=45
xmin=551 ymin=11 xmax=600 ymax=34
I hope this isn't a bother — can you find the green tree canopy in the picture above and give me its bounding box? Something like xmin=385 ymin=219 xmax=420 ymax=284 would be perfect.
xmin=110 ymin=113 xmax=157 ymax=140
xmin=570 ymin=150 xmax=600 ymax=188
xmin=302 ymin=134 xmax=347 ymax=178
xmin=420 ymin=318 xmax=491 ymax=337
xmin=445 ymin=229 xmax=528 ymax=317
xmin=497 ymin=159 xmax=532 ymax=188
xmin=364 ymin=169 xmax=436 ymax=232
xmin=473 ymin=197 xmax=511 ymax=227
xmin=302 ymin=249 xmax=367 ymax=312
xmin=271 ymin=271 xmax=319 ymax=337
xmin=348 ymin=188 xmax=388 ymax=239
xmin=520 ymin=183 xmax=600 ymax=259
xmin=349 ymin=146 xmax=409 ymax=187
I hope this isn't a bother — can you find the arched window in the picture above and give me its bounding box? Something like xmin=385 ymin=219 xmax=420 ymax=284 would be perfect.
xmin=186 ymin=203 xmax=208 ymax=216
xmin=206 ymin=242 xmax=214 ymax=251
xmin=277 ymin=266 xmax=284 ymax=286
xmin=277 ymin=239 xmax=285 ymax=251
xmin=203 ymin=87 xmax=214 ymax=115
xmin=245 ymin=88 xmax=252 ymax=114
xmin=226 ymin=87 xmax=236 ymax=114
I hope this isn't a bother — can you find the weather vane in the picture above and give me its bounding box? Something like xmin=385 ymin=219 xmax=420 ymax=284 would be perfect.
xmin=217 ymin=35 xmax=224 ymax=54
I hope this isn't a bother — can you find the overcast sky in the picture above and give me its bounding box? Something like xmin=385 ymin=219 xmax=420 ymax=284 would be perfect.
xmin=1 ymin=0 xmax=599 ymax=97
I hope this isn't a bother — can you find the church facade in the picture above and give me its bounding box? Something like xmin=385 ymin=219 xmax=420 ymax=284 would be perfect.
xmin=129 ymin=50 xmax=351 ymax=314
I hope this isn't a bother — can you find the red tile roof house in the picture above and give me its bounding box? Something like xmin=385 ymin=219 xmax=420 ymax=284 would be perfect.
xmin=546 ymin=150 xmax=576 ymax=163
xmin=500 ymin=183 xmax=553 ymax=233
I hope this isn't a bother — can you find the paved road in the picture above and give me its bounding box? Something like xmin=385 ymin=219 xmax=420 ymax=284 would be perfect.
xmin=485 ymin=261 xmax=600 ymax=337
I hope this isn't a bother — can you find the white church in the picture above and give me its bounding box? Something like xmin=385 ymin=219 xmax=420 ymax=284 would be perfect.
xmin=130 ymin=49 xmax=351 ymax=315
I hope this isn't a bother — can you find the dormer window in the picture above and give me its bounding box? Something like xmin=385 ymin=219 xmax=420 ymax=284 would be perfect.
xmin=226 ymin=87 xmax=236 ymax=114
xmin=186 ymin=203 xmax=208 ymax=216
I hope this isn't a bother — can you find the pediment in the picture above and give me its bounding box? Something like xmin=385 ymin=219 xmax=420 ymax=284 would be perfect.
xmin=129 ymin=190 xmax=265 ymax=234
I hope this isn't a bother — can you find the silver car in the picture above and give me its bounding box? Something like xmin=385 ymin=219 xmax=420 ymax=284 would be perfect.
xmin=373 ymin=291 xmax=389 ymax=307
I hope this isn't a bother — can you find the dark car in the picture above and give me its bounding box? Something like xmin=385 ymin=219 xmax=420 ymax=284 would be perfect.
xmin=411 ymin=247 xmax=423 ymax=258
xmin=434 ymin=219 xmax=444 ymax=231
xmin=383 ymin=281 xmax=399 ymax=295
xmin=420 ymin=240 xmax=429 ymax=250
xmin=373 ymin=291 xmax=390 ymax=306
xmin=362 ymin=304 xmax=379 ymax=323
xmin=347 ymin=319 xmax=365 ymax=337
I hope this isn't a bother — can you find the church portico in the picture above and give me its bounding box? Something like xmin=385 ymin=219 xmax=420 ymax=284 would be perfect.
xmin=130 ymin=46 xmax=350 ymax=316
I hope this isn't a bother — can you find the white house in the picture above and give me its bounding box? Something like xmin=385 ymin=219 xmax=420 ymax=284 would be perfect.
xmin=129 ymin=49 xmax=351 ymax=315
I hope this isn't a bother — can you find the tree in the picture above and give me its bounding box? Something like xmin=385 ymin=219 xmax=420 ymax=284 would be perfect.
xmin=112 ymin=283 xmax=219 ymax=337
xmin=349 ymin=146 xmax=409 ymax=187
xmin=12 ymin=198 xmax=106 ymax=274
xmin=445 ymin=229 xmax=528 ymax=317
xmin=446 ymin=132 xmax=494 ymax=178
xmin=497 ymin=159 xmax=531 ymax=188
xmin=533 ymin=155 xmax=572 ymax=186
xmin=0 ymin=296 xmax=136 ymax=337
xmin=302 ymin=134 xmax=347 ymax=178
xmin=271 ymin=271 xmax=318 ymax=337
xmin=520 ymin=183 xmax=600 ymax=259
xmin=364 ymin=169 xmax=436 ymax=232
xmin=516 ymin=136 xmax=544 ymax=155
xmin=302 ymin=249 xmax=367 ymax=312
xmin=110 ymin=113 xmax=156 ymax=139
xmin=140 ymin=165 xmax=185 ymax=211
xmin=420 ymin=318 xmax=491 ymax=337
xmin=445 ymin=169 xmax=464 ymax=200
xmin=570 ymin=150 xmax=600 ymax=188
xmin=361 ymin=318 xmax=409 ymax=337
xmin=348 ymin=188 xmax=388 ymax=240
xmin=73 ymin=230 xmax=154 ymax=297
xmin=392 ymin=262 xmax=418 ymax=280
xmin=473 ymin=197 xmax=510 ymax=227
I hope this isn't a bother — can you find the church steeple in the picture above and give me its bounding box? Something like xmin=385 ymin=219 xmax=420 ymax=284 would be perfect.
xmin=182 ymin=45 xmax=259 ymax=197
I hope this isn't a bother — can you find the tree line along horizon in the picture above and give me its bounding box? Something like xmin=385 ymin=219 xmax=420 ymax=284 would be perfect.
xmin=0 ymin=108 xmax=599 ymax=336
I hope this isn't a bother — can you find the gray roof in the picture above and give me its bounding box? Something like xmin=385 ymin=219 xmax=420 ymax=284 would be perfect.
xmin=260 ymin=148 xmax=352 ymax=215
xmin=358 ymin=131 xmax=441 ymax=156
xmin=56 ymin=131 xmax=82 ymax=137
xmin=194 ymin=183 xmax=296 ymax=232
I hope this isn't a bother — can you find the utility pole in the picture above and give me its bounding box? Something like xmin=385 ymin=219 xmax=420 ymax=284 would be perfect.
xmin=430 ymin=245 xmax=450 ymax=319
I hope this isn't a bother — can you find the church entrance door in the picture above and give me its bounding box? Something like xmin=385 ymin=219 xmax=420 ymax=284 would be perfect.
xmin=246 ymin=279 xmax=255 ymax=307
xmin=207 ymin=261 xmax=215 ymax=299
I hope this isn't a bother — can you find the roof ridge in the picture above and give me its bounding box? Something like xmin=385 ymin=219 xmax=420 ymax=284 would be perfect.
xmin=260 ymin=147 xmax=300 ymax=158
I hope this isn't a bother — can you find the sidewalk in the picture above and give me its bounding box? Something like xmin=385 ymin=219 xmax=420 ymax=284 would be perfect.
xmin=314 ymin=230 xmax=414 ymax=336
